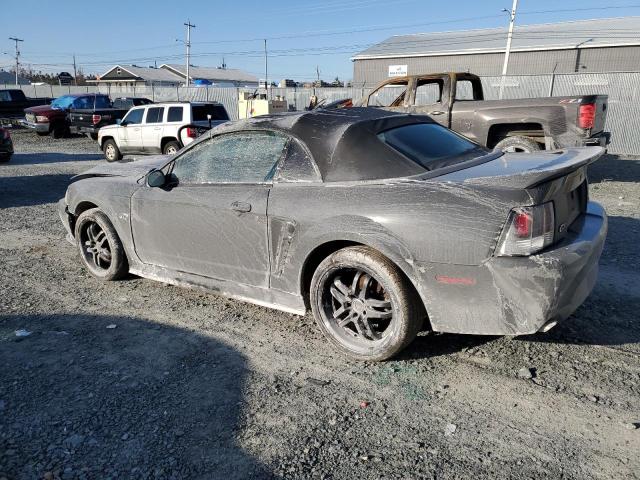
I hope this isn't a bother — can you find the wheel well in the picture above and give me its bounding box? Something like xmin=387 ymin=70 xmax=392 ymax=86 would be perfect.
xmin=69 ymin=201 xmax=99 ymax=237
xmin=487 ymin=123 xmax=545 ymax=148
xmin=100 ymin=136 xmax=114 ymax=148
xmin=161 ymin=137 xmax=178 ymax=150
xmin=300 ymin=240 xmax=428 ymax=327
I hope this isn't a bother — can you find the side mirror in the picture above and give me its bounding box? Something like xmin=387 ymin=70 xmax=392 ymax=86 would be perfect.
xmin=116 ymin=119 xmax=122 ymax=125
xmin=147 ymin=169 xmax=166 ymax=188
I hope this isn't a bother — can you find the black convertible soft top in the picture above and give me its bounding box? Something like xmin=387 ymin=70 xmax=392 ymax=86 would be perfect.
xmin=213 ymin=108 xmax=438 ymax=182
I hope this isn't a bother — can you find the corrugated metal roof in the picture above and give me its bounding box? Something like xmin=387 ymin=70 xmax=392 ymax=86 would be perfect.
xmin=160 ymin=64 xmax=258 ymax=83
xmin=353 ymin=16 xmax=640 ymax=60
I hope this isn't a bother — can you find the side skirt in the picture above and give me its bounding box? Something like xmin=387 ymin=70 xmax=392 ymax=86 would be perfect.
xmin=129 ymin=264 xmax=307 ymax=316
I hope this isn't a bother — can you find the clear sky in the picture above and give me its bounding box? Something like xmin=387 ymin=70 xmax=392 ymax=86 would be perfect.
xmin=2 ymin=0 xmax=640 ymax=82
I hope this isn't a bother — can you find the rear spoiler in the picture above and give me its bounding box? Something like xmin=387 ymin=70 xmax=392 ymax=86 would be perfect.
xmin=463 ymin=147 xmax=605 ymax=189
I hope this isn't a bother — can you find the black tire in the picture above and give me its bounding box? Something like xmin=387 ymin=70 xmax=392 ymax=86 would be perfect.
xmin=74 ymin=208 xmax=128 ymax=281
xmin=310 ymin=246 xmax=424 ymax=361
xmin=88 ymin=133 xmax=99 ymax=141
xmin=52 ymin=122 xmax=69 ymax=139
xmin=494 ymin=135 xmax=541 ymax=153
xmin=103 ymin=139 xmax=122 ymax=162
xmin=0 ymin=154 xmax=11 ymax=163
xmin=163 ymin=140 xmax=180 ymax=155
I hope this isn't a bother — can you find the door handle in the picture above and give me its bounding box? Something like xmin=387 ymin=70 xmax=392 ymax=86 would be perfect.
xmin=429 ymin=111 xmax=445 ymax=115
xmin=230 ymin=201 xmax=251 ymax=213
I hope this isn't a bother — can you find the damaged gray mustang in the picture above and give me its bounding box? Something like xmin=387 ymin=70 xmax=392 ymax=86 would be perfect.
xmin=59 ymin=108 xmax=607 ymax=361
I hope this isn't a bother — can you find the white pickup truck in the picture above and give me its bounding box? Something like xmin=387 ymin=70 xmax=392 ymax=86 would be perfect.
xmin=98 ymin=102 xmax=230 ymax=161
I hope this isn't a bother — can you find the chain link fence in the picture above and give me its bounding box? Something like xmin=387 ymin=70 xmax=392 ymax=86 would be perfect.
xmin=5 ymin=72 xmax=640 ymax=155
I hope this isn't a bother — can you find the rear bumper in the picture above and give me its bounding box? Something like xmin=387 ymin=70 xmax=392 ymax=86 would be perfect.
xmin=420 ymin=201 xmax=607 ymax=335
xmin=581 ymin=132 xmax=610 ymax=148
xmin=72 ymin=125 xmax=99 ymax=135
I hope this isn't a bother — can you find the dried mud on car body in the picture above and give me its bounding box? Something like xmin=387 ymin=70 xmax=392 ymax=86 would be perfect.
xmin=1 ymin=129 xmax=639 ymax=479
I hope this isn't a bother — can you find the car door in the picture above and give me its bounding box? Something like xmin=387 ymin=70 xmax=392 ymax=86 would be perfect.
xmin=118 ymin=107 xmax=145 ymax=152
xmin=130 ymin=130 xmax=289 ymax=288
xmin=407 ymin=76 xmax=451 ymax=128
xmin=141 ymin=106 xmax=165 ymax=153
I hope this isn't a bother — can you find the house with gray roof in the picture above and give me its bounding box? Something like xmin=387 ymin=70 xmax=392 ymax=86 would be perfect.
xmin=90 ymin=65 xmax=183 ymax=86
xmin=159 ymin=64 xmax=259 ymax=87
xmin=352 ymin=17 xmax=640 ymax=87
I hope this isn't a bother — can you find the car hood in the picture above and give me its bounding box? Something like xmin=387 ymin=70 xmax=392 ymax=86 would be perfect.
xmin=72 ymin=155 xmax=170 ymax=181
xmin=24 ymin=104 xmax=54 ymax=114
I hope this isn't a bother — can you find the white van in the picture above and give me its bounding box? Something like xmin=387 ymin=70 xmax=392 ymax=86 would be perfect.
xmin=98 ymin=102 xmax=229 ymax=161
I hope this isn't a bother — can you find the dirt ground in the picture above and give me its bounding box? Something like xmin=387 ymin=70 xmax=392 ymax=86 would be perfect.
xmin=1 ymin=129 xmax=639 ymax=480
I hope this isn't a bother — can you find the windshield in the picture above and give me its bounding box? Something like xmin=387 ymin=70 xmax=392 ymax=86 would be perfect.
xmin=51 ymin=95 xmax=76 ymax=109
xmin=377 ymin=123 xmax=489 ymax=171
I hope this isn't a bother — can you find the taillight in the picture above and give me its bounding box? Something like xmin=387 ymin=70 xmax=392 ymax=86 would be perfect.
xmin=92 ymin=114 xmax=102 ymax=125
xmin=497 ymin=202 xmax=555 ymax=256
xmin=186 ymin=127 xmax=197 ymax=138
xmin=578 ymin=103 xmax=596 ymax=129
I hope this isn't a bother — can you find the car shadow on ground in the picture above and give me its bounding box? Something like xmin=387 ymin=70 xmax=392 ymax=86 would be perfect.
xmin=588 ymin=154 xmax=640 ymax=183
xmin=0 ymin=314 xmax=275 ymax=479
xmin=399 ymin=331 xmax=498 ymax=361
xmin=6 ymin=153 xmax=102 ymax=165
xmin=0 ymin=174 xmax=74 ymax=208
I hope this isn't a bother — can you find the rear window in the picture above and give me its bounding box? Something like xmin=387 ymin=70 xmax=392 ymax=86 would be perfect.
xmin=192 ymin=104 xmax=229 ymax=121
xmin=168 ymin=106 xmax=184 ymax=122
xmin=377 ymin=123 xmax=488 ymax=171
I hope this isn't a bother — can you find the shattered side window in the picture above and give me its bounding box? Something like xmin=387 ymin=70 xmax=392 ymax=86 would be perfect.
xmin=173 ymin=131 xmax=288 ymax=184
xmin=415 ymin=81 xmax=442 ymax=105
xmin=276 ymin=139 xmax=321 ymax=183
xmin=368 ymin=83 xmax=407 ymax=107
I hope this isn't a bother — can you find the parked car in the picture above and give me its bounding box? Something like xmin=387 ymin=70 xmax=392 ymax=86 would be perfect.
xmin=59 ymin=108 xmax=607 ymax=361
xmin=357 ymin=72 xmax=610 ymax=152
xmin=0 ymin=89 xmax=52 ymax=121
xmin=68 ymin=96 xmax=151 ymax=140
xmin=24 ymin=94 xmax=109 ymax=138
xmin=112 ymin=97 xmax=154 ymax=109
xmin=0 ymin=126 xmax=13 ymax=162
xmin=97 ymin=102 xmax=230 ymax=161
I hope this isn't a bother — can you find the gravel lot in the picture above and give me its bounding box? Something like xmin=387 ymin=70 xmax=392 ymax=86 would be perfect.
xmin=1 ymin=129 xmax=639 ymax=480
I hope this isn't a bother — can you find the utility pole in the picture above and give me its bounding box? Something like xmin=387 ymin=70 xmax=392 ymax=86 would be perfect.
xmin=264 ymin=39 xmax=268 ymax=97
xmin=8 ymin=37 xmax=24 ymax=86
xmin=499 ymin=0 xmax=518 ymax=100
xmin=316 ymin=66 xmax=320 ymax=85
xmin=73 ymin=54 xmax=77 ymax=85
xmin=184 ymin=21 xmax=196 ymax=86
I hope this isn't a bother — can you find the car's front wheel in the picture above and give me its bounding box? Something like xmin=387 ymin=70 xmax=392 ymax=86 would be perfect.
xmin=75 ymin=208 xmax=128 ymax=281
xmin=103 ymin=139 xmax=122 ymax=162
xmin=310 ymin=246 xmax=424 ymax=361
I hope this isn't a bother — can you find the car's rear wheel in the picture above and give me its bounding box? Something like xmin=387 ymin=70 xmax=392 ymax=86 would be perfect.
xmin=75 ymin=208 xmax=128 ymax=281
xmin=495 ymin=135 xmax=541 ymax=153
xmin=163 ymin=140 xmax=180 ymax=155
xmin=103 ymin=139 xmax=122 ymax=162
xmin=310 ymin=246 xmax=423 ymax=361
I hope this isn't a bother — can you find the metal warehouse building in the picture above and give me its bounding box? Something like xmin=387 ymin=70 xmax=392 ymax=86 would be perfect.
xmin=352 ymin=17 xmax=640 ymax=87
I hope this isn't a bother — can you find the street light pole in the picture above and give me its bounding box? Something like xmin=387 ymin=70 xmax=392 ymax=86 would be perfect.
xmin=8 ymin=37 xmax=24 ymax=86
xmin=184 ymin=21 xmax=196 ymax=86
xmin=499 ymin=0 xmax=518 ymax=100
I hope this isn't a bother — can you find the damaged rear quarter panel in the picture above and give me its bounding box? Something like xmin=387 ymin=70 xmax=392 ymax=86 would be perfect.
xmin=268 ymin=180 xmax=523 ymax=315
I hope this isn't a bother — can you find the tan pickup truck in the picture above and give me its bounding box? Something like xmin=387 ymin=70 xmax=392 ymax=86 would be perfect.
xmin=357 ymin=72 xmax=610 ymax=152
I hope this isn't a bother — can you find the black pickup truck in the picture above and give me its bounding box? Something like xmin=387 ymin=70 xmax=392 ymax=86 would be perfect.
xmin=68 ymin=96 xmax=152 ymax=139
xmin=0 ymin=89 xmax=52 ymax=123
